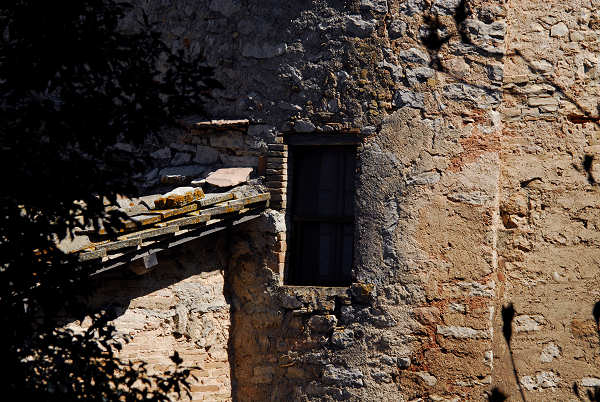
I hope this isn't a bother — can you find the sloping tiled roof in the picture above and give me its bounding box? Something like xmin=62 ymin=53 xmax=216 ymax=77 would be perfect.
xmin=71 ymin=184 xmax=269 ymax=274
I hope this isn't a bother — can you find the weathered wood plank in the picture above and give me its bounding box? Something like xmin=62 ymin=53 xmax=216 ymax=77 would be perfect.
xmin=79 ymin=249 xmax=107 ymax=261
xmin=94 ymin=237 xmax=142 ymax=252
xmin=156 ymin=213 xmax=210 ymax=228
xmin=128 ymin=214 xmax=162 ymax=226
xmin=118 ymin=225 xmax=179 ymax=241
xmin=84 ymin=214 xmax=160 ymax=236
xmin=200 ymin=200 xmax=244 ymax=216
xmin=89 ymin=213 xmax=263 ymax=275
xmin=196 ymin=192 xmax=234 ymax=207
xmin=151 ymin=203 xmax=198 ymax=219
xmin=244 ymin=193 xmax=271 ymax=205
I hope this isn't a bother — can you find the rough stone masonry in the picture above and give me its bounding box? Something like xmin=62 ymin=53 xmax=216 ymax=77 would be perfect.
xmin=75 ymin=0 xmax=600 ymax=400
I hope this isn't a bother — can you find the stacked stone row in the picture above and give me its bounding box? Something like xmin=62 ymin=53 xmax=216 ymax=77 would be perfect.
xmin=138 ymin=120 xmax=263 ymax=188
xmin=266 ymin=140 xmax=288 ymax=279
xmin=266 ymin=142 xmax=287 ymax=210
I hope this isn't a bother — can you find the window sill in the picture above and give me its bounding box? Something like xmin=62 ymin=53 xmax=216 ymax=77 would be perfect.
xmin=276 ymin=285 xmax=351 ymax=312
xmin=280 ymin=285 xmax=349 ymax=295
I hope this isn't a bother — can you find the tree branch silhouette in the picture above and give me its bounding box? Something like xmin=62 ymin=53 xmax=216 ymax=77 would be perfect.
xmin=501 ymin=303 xmax=526 ymax=402
xmin=0 ymin=1 xmax=221 ymax=398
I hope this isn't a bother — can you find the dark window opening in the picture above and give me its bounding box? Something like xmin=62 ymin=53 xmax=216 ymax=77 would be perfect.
xmin=287 ymin=145 xmax=356 ymax=286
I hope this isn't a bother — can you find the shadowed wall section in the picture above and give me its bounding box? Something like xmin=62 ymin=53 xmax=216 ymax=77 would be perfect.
xmin=494 ymin=0 xmax=600 ymax=398
xmin=72 ymin=234 xmax=234 ymax=401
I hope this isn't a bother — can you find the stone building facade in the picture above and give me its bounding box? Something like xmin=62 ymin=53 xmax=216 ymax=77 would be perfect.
xmin=80 ymin=0 xmax=600 ymax=400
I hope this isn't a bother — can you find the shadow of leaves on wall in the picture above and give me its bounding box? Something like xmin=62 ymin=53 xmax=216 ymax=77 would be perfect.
xmin=420 ymin=0 xmax=469 ymax=70
xmin=500 ymin=303 xmax=527 ymax=402
xmin=504 ymin=301 xmax=600 ymax=401
xmin=573 ymin=379 xmax=600 ymax=401
xmin=502 ymin=303 xmax=515 ymax=346
xmin=488 ymin=387 xmax=508 ymax=402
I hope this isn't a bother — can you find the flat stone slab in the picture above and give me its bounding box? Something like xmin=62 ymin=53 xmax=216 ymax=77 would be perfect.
xmin=192 ymin=119 xmax=249 ymax=129
xmin=205 ymin=167 xmax=253 ymax=188
xmin=179 ymin=116 xmax=249 ymax=131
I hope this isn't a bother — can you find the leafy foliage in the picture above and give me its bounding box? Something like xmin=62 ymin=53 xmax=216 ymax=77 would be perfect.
xmin=0 ymin=0 xmax=220 ymax=398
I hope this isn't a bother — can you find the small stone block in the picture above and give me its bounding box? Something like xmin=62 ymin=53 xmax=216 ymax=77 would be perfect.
xmin=266 ymin=172 xmax=287 ymax=179
xmin=271 ymin=193 xmax=287 ymax=202
xmin=267 ymin=181 xmax=286 ymax=189
xmin=266 ymin=177 xmax=287 ymax=185
xmin=277 ymin=252 xmax=286 ymax=263
xmin=268 ymin=144 xmax=288 ymax=151
xmin=267 ymin=160 xmax=287 ymax=168
xmin=266 ymin=168 xmax=287 ymax=175
xmin=268 ymin=156 xmax=287 ymax=162
xmin=268 ymin=151 xmax=288 ymax=157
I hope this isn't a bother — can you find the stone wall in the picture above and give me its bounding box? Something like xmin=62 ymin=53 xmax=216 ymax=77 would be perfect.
xmin=73 ymin=116 xmax=275 ymax=401
xmin=73 ymin=234 xmax=233 ymax=401
xmin=495 ymin=0 xmax=600 ymax=399
xmin=111 ymin=119 xmax=273 ymax=191
xmin=95 ymin=0 xmax=600 ymax=400
xmin=122 ymin=0 xmax=507 ymax=400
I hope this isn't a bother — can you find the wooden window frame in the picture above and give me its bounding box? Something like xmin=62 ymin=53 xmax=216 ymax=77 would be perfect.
xmin=284 ymin=134 xmax=361 ymax=287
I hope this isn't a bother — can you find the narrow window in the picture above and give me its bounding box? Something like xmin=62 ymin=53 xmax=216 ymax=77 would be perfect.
xmin=287 ymin=145 xmax=356 ymax=286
